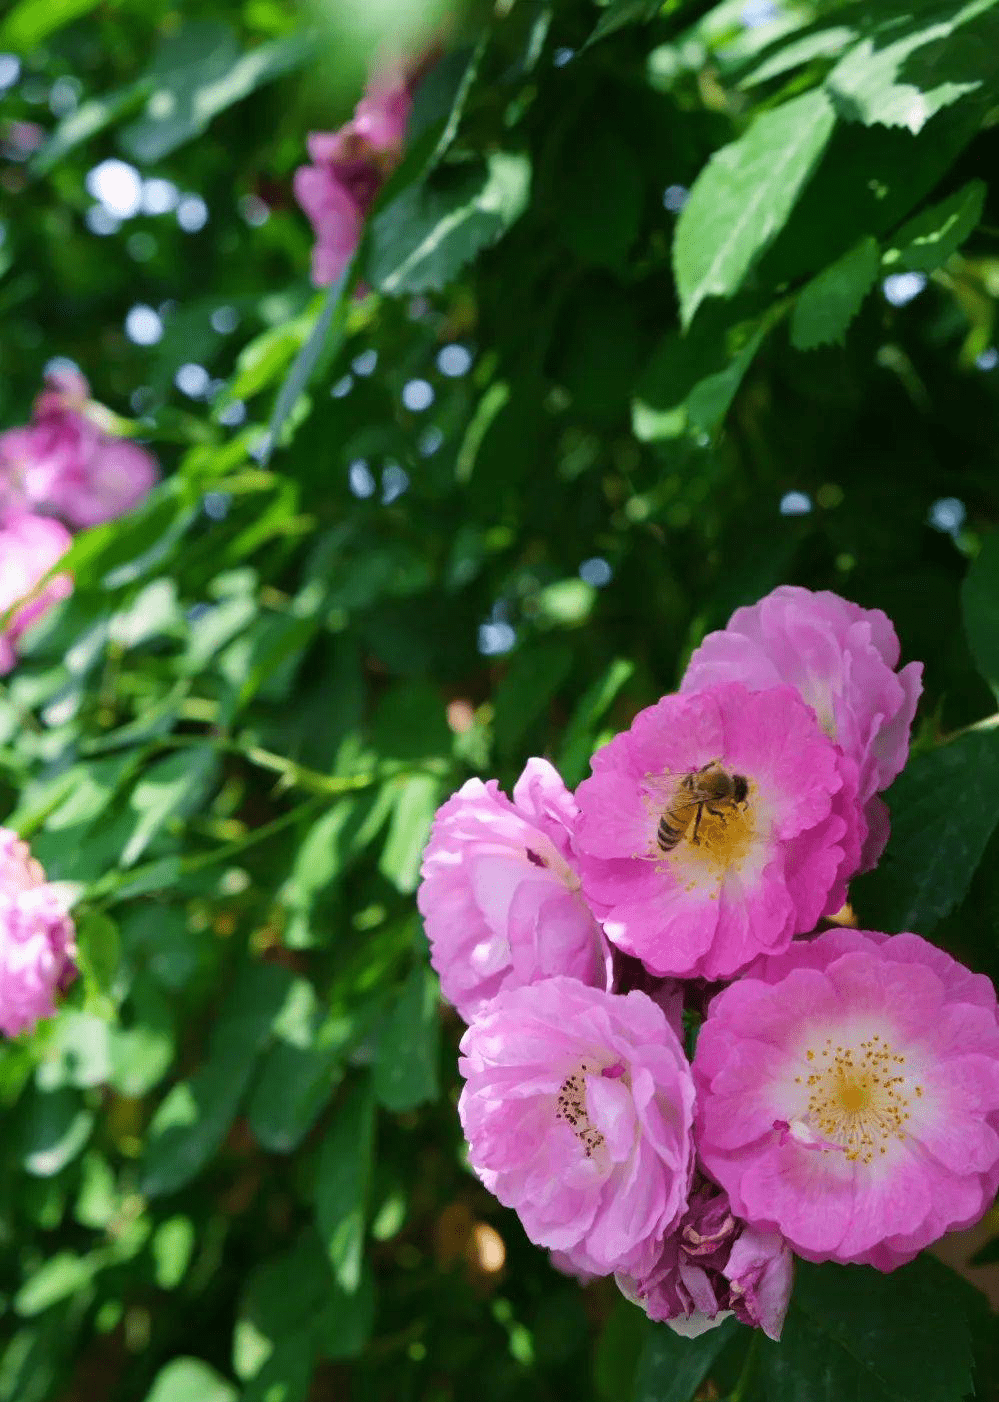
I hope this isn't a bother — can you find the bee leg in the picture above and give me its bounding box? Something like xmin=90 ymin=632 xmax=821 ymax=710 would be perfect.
xmin=691 ymin=804 xmax=705 ymax=844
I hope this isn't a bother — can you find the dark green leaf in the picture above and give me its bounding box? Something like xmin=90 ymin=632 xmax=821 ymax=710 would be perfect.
xmin=588 ymin=0 xmax=663 ymax=45
xmin=265 ymin=270 xmax=352 ymax=464
xmin=18 ymin=1089 xmax=94 ymax=1178
xmin=633 ymin=1313 xmax=742 ymax=1402
xmin=962 ymin=531 xmax=999 ymax=696
xmin=750 ymin=1257 xmax=973 ymax=1402
xmin=493 ymin=640 xmax=573 ymax=757
xmin=854 ymin=728 xmax=999 ymax=933
xmin=374 ymin=962 xmax=440 ymax=1113
xmin=560 ymin=133 xmax=643 ymax=269
xmin=885 ymin=179 xmax=985 ymax=273
xmin=140 ymin=963 xmax=293 ymax=1197
xmin=314 ymin=1076 xmax=375 ymax=1292
xmin=790 ymin=236 xmax=880 ymax=351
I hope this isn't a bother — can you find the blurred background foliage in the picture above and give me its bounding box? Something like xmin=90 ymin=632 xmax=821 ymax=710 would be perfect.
xmin=3 ymin=0 xmax=999 ymax=1397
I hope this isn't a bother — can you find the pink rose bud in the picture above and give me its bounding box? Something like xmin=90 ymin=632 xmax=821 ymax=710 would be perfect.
xmin=681 ymin=586 xmax=923 ymax=869
xmin=0 ymin=367 xmax=158 ymax=530
xmin=458 ymin=977 xmax=696 ymax=1279
xmin=293 ymin=65 xmax=413 ymax=287
xmin=695 ymin=928 xmax=999 ymax=1270
xmin=0 ymin=512 xmax=73 ymax=674
xmin=618 ymin=1180 xmax=793 ymax=1340
xmin=0 ymin=828 xmax=77 ymax=1036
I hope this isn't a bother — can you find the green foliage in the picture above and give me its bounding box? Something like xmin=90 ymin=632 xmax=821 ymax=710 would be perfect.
xmin=3 ymin=0 xmax=999 ymax=1397
xmin=673 ymin=90 xmax=837 ymax=327
xmin=790 ymin=237 xmax=880 ymax=351
xmin=748 ymin=1258 xmax=974 ymax=1401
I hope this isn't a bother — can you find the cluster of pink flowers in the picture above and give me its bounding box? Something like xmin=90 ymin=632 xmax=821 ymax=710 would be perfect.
xmin=0 ymin=365 xmax=157 ymax=674
xmin=0 ymin=828 xmax=76 ymax=1037
xmin=294 ymin=66 xmax=413 ymax=288
xmin=419 ymin=586 xmax=999 ymax=1341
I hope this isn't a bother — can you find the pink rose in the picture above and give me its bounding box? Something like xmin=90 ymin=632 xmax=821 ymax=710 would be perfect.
xmin=459 ymin=977 xmax=696 ymax=1278
xmin=694 ymin=928 xmax=999 ymax=1269
xmin=293 ymin=66 xmax=412 ymax=288
xmin=618 ymin=1179 xmax=793 ymax=1340
xmin=681 ymin=587 xmax=923 ymax=869
xmin=418 ymin=758 xmax=606 ymax=1022
xmin=0 ymin=369 xmax=157 ymax=530
xmin=0 ymin=828 xmax=77 ymax=1036
xmin=0 ymin=512 xmax=73 ymax=674
xmin=574 ymin=683 xmax=864 ymax=981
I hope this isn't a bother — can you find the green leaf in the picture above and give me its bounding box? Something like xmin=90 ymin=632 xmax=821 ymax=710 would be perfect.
xmin=750 ymin=1257 xmax=973 ymax=1402
xmin=558 ymin=658 xmax=635 ymax=786
xmin=235 ymin=1232 xmax=333 ymax=1379
xmin=737 ymin=26 xmax=858 ymax=89
xmin=119 ymin=24 xmax=313 ymax=164
xmin=314 ymin=1076 xmax=375 ymax=1292
xmin=853 ymin=728 xmax=999 ymax=933
xmin=633 ymin=1313 xmax=741 ymax=1402
xmin=886 ymin=179 xmax=986 ymax=273
xmin=144 ymin=1358 xmax=237 ymax=1402
xmin=140 ymin=963 xmax=294 ymax=1197
xmin=962 ymin=530 xmax=999 ymax=696
xmin=374 ymin=962 xmax=440 ymax=1113
xmin=18 ymin=1089 xmax=94 ymax=1177
xmin=151 ymin=1216 xmax=196 ymax=1290
xmin=633 ymin=303 xmax=770 ymax=440
xmin=560 ymin=133 xmax=643 ymax=269
xmin=264 ymin=264 xmax=353 ymax=464
xmin=595 ymin=1298 xmax=646 ymax=1402
xmin=493 ymin=640 xmax=573 ymax=757
xmin=674 ymin=90 xmax=836 ymax=327
xmin=15 ymin=1254 xmax=100 ymax=1317
xmin=368 ymin=152 xmax=532 ymax=295
xmin=588 ymin=0 xmax=663 ymax=45
xmin=378 ymin=775 xmax=443 ymax=893
xmin=319 ymin=1265 xmax=377 ymax=1361
xmin=240 ymin=1338 xmax=314 ymax=1402
xmin=37 ymin=1012 xmax=111 ymax=1091
xmin=248 ymin=989 xmax=349 ymax=1153
xmin=790 ymin=236 xmax=880 ymax=351
xmin=109 ymin=976 xmax=175 ymax=1097
xmin=32 ymin=82 xmax=151 ymax=175
xmin=0 ymin=0 xmax=100 ymax=49
xmin=371 ymin=680 xmax=451 ymax=762
xmin=826 ymin=1 xmax=998 ymax=133
xmin=121 ymin=747 xmax=217 ymax=867
xmin=74 ymin=910 xmax=120 ymax=1005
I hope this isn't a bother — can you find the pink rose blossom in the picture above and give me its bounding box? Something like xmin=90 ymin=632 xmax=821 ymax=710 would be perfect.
xmin=618 ymin=1179 xmax=793 ymax=1340
xmin=0 ymin=512 xmax=73 ymax=674
xmin=458 ymin=977 xmax=696 ymax=1279
xmin=694 ymin=928 xmax=999 ymax=1270
xmin=0 ymin=369 xmax=157 ymax=529
xmin=293 ymin=66 xmax=412 ymax=287
xmin=0 ymin=828 xmax=77 ymax=1036
xmin=574 ymin=683 xmax=863 ymax=982
xmin=681 ymin=587 xmax=923 ymax=868
xmin=418 ymin=759 xmax=606 ymax=1022
xmin=0 ymin=829 xmax=46 ymax=894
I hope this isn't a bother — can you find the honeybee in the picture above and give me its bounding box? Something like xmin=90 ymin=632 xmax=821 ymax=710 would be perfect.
xmin=656 ymin=761 xmax=749 ymax=853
